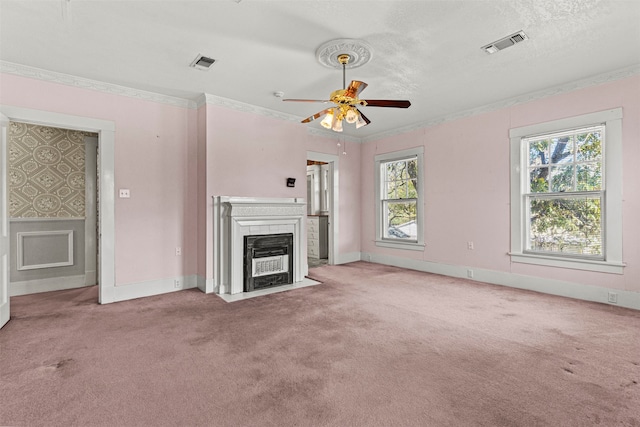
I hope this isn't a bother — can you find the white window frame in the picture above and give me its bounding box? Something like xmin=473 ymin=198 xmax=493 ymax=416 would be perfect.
xmin=509 ymin=108 xmax=624 ymax=274
xmin=375 ymin=146 xmax=425 ymax=251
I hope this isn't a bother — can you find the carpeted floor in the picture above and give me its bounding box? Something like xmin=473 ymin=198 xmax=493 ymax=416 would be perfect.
xmin=1 ymin=261 xmax=639 ymax=426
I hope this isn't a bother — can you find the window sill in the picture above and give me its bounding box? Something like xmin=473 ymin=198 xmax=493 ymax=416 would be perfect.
xmin=375 ymin=240 xmax=425 ymax=251
xmin=509 ymin=252 xmax=625 ymax=274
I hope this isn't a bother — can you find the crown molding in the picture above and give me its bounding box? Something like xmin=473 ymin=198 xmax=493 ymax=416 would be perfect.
xmin=0 ymin=61 xmax=198 ymax=109
xmin=3 ymin=60 xmax=638 ymax=144
xmin=361 ymin=63 xmax=640 ymax=143
xmin=200 ymin=93 xmax=362 ymax=142
xmin=0 ymin=62 xmax=354 ymax=140
xmin=198 ymin=93 xmax=302 ymax=123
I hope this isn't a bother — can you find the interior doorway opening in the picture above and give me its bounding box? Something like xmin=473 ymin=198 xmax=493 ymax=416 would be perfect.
xmin=7 ymin=122 xmax=99 ymax=296
xmin=306 ymin=151 xmax=339 ymax=273
xmin=307 ymin=160 xmax=329 ymax=269
xmin=0 ymin=105 xmax=115 ymax=326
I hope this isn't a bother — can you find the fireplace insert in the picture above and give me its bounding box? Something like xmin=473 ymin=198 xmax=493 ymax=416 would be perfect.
xmin=243 ymin=233 xmax=294 ymax=292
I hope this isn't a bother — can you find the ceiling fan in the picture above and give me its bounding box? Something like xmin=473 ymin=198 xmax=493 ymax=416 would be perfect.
xmin=283 ymin=54 xmax=411 ymax=132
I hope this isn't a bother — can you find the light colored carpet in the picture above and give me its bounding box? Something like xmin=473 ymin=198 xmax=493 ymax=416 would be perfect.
xmin=1 ymin=261 xmax=639 ymax=426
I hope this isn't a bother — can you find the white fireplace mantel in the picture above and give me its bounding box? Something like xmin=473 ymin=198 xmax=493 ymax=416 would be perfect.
xmin=213 ymin=196 xmax=306 ymax=295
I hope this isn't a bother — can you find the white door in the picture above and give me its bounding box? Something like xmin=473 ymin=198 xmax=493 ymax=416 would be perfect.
xmin=0 ymin=114 xmax=10 ymax=329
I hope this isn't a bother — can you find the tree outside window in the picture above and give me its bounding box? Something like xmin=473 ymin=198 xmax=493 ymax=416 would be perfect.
xmin=375 ymin=147 xmax=424 ymax=250
xmin=382 ymin=157 xmax=418 ymax=240
xmin=524 ymin=125 xmax=604 ymax=258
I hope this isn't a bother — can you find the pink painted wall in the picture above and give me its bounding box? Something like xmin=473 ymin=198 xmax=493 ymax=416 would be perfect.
xmin=360 ymin=75 xmax=640 ymax=294
xmin=200 ymin=104 xmax=362 ymax=279
xmin=206 ymin=105 xmax=309 ymax=198
xmin=196 ymin=105 xmax=208 ymax=280
xmin=0 ymin=73 xmax=364 ymax=289
xmin=6 ymin=67 xmax=633 ymax=300
xmin=201 ymin=105 xmax=307 ymax=280
xmin=0 ymin=73 xmax=199 ymax=286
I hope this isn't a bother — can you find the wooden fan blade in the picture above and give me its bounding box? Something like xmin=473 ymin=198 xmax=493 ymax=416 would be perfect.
xmin=344 ymin=80 xmax=368 ymax=98
xmin=362 ymin=100 xmax=411 ymax=108
xmin=357 ymin=109 xmax=371 ymax=126
xmin=301 ymin=108 xmax=333 ymax=123
xmin=283 ymin=99 xmax=331 ymax=103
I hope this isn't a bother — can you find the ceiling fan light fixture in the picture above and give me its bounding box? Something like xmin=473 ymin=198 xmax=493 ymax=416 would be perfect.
xmin=331 ymin=113 xmax=343 ymax=132
xmin=345 ymin=108 xmax=358 ymax=124
xmin=320 ymin=110 xmax=334 ymax=129
xmin=355 ymin=112 xmax=367 ymax=129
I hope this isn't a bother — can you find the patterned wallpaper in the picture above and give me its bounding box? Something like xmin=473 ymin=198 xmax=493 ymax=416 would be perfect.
xmin=8 ymin=122 xmax=94 ymax=218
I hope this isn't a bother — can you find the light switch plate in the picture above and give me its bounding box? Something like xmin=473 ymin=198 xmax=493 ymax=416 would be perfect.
xmin=119 ymin=189 xmax=130 ymax=198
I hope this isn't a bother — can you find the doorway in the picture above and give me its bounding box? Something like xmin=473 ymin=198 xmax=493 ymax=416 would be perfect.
xmin=7 ymin=122 xmax=98 ymax=295
xmin=306 ymin=151 xmax=339 ymax=272
xmin=0 ymin=105 xmax=115 ymax=323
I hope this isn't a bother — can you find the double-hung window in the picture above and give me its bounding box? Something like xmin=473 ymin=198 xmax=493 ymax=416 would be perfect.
xmin=525 ymin=125 xmax=604 ymax=257
xmin=375 ymin=147 xmax=425 ymax=250
xmin=509 ymin=109 xmax=624 ymax=273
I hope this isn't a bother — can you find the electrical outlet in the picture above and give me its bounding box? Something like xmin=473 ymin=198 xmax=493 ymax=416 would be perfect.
xmin=467 ymin=269 xmax=474 ymax=279
xmin=119 ymin=189 xmax=130 ymax=198
xmin=174 ymin=279 xmax=181 ymax=289
xmin=607 ymin=292 xmax=618 ymax=304
xmin=467 ymin=241 xmax=474 ymax=250
xmin=175 ymin=247 xmax=182 ymax=256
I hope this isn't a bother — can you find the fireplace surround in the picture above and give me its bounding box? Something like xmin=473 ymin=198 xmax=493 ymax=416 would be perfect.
xmin=213 ymin=196 xmax=306 ymax=295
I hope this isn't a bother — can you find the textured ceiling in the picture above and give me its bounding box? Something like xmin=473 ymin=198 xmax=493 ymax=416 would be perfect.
xmin=1 ymin=0 xmax=639 ymax=139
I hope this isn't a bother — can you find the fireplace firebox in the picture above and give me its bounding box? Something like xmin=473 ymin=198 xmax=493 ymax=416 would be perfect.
xmin=244 ymin=233 xmax=294 ymax=292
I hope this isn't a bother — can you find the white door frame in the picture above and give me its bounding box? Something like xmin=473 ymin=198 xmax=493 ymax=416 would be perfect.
xmin=307 ymin=151 xmax=339 ymax=265
xmin=0 ymin=114 xmax=10 ymax=328
xmin=84 ymin=135 xmax=98 ymax=286
xmin=0 ymin=105 xmax=115 ymax=304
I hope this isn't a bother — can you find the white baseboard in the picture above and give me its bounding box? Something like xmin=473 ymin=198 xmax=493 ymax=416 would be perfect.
xmin=99 ymin=275 xmax=198 ymax=304
xmin=196 ymin=275 xmax=216 ymax=294
xmin=197 ymin=275 xmax=206 ymax=292
xmin=80 ymin=253 xmax=640 ymax=310
xmin=11 ymin=274 xmax=89 ymax=296
xmin=361 ymin=252 xmax=640 ymax=311
xmin=85 ymin=270 xmax=97 ymax=286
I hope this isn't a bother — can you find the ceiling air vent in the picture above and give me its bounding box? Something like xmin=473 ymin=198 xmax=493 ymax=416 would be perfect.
xmin=482 ymin=31 xmax=528 ymax=54
xmin=190 ymin=54 xmax=216 ymax=70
